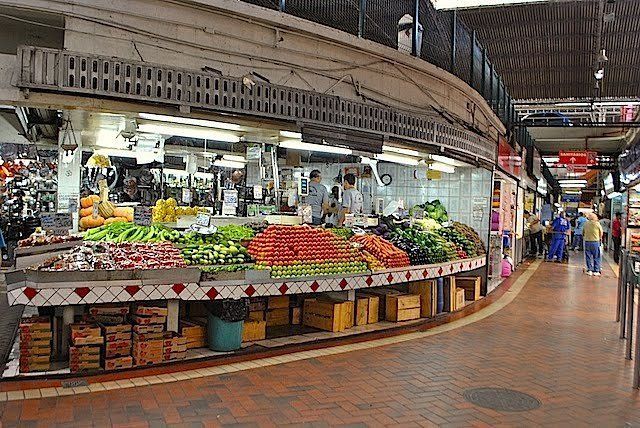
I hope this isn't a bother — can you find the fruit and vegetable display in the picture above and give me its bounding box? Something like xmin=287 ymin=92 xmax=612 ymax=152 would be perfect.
xmin=389 ymin=228 xmax=456 ymax=265
xmin=78 ymin=192 xmax=134 ymax=230
xmin=361 ymin=250 xmax=385 ymax=271
xmin=409 ymin=200 xmax=449 ymax=223
xmin=331 ymin=227 xmax=355 ymax=240
xmin=18 ymin=234 xmax=82 ymax=248
xmin=174 ymin=230 xmax=218 ymax=245
xmin=39 ymin=242 xmax=185 ymax=271
xmin=181 ymin=242 xmax=251 ymax=266
xmin=248 ymin=225 xmax=368 ymax=278
xmin=201 ymin=264 xmax=251 ymax=273
xmin=451 ymin=222 xmax=485 ymax=255
xmin=350 ymin=234 xmax=410 ymax=268
xmin=152 ymin=198 xmax=206 ymax=223
xmin=436 ymin=226 xmax=477 ymax=258
xmin=83 ymin=223 xmax=181 ymax=243
xmin=214 ymin=225 xmax=255 ymax=242
xmin=245 ymin=221 xmax=269 ymax=234
xmin=413 ymin=218 xmax=442 ymax=231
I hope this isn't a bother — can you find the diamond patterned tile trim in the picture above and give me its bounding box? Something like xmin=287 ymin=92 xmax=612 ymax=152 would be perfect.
xmin=23 ymin=287 xmax=38 ymax=301
xmin=125 ymin=285 xmax=140 ymax=297
xmin=279 ymin=283 xmax=288 ymax=295
xmin=206 ymin=287 xmax=219 ymax=300
xmin=74 ymin=287 xmax=90 ymax=299
xmin=172 ymin=283 xmax=186 ymax=295
xmin=244 ymin=285 xmax=256 ymax=297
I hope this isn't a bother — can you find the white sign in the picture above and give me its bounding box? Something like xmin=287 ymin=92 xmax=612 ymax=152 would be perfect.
xmin=68 ymin=197 xmax=78 ymax=214
xmin=195 ymin=212 xmax=211 ymax=227
xmin=134 ymin=206 xmax=153 ymax=226
xmin=253 ymin=185 xmax=263 ymax=200
xmin=223 ymin=190 xmax=238 ymax=207
xmin=182 ymin=188 xmax=192 ymax=204
xmin=41 ymin=212 xmax=72 ymax=235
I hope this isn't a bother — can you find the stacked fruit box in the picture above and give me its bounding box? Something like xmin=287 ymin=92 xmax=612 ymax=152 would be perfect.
xmin=69 ymin=323 xmax=103 ymax=373
xmin=132 ymin=306 xmax=167 ymax=367
xmin=19 ymin=316 xmax=51 ymax=373
xmin=101 ymin=323 xmax=133 ymax=370
xmin=179 ymin=320 xmax=206 ymax=349
xmin=266 ymin=296 xmax=290 ymax=327
xmin=162 ymin=332 xmax=187 ymax=361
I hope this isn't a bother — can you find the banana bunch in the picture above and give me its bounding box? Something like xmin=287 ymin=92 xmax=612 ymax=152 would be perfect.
xmin=86 ymin=153 xmax=112 ymax=168
xmin=175 ymin=206 xmax=206 ymax=216
xmin=152 ymin=198 xmax=178 ymax=223
xmin=84 ymin=222 xmax=182 ymax=243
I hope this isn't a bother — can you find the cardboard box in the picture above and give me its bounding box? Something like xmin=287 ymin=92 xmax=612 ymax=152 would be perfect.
xmin=133 ymin=331 xmax=164 ymax=342
xmin=70 ymin=345 xmax=101 ymax=356
xmin=133 ymin=339 xmax=163 ymax=352
xmin=104 ymin=340 xmax=132 ymax=358
xmin=455 ymin=288 xmax=466 ymax=310
xmin=100 ymin=323 xmax=132 ymax=335
xmin=131 ymin=315 xmax=166 ymax=325
xmin=186 ymin=339 xmax=207 ymax=349
xmin=385 ymin=294 xmax=421 ymax=322
xmin=163 ymin=344 xmax=188 ymax=354
xmin=133 ymin=324 xmax=164 ymax=334
xmin=20 ymin=330 xmax=52 ymax=341
xmin=104 ymin=332 xmax=132 ymax=342
xmin=70 ymin=361 xmax=101 ymax=372
xmin=355 ymin=297 xmax=369 ymax=326
xmin=290 ymin=307 xmax=302 ymax=325
xmin=103 ymin=356 xmax=133 ymax=371
xmin=90 ymin=305 xmax=130 ymax=316
xmin=408 ymin=280 xmax=438 ymax=318
xmin=163 ymin=351 xmax=186 ymax=361
xmin=19 ymin=354 xmax=50 ymax=364
xmin=72 ymin=336 xmax=104 ymax=346
xmin=70 ymin=324 xmax=102 ymax=339
xmin=455 ymin=276 xmax=481 ymax=301
xmin=242 ymin=320 xmax=266 ymax=342
xmin=268 ymin=296 xmax=290 ymax=309
xmin=19 ymin=317 xmax=50 ymax=331
xmin=134 ymin=306 xmax=169 ymax=317
xmin=19 ymin=345 xmax=51 ymax=356
xmin=266 ymin=308 xmax=289 ymax=326
xmin=134 ymin=356 xmax=163 ymax=367
xmin=162 ymin=332 xmax=187 ymax=348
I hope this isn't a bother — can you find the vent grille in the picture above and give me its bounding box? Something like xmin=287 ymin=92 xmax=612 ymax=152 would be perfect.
xmin=17 ymin=46 xmax=495 ymax=162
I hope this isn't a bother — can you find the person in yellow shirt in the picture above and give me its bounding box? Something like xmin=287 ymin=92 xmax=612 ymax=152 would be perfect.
xmin=583 ymin=212 xmax=603 ymax=276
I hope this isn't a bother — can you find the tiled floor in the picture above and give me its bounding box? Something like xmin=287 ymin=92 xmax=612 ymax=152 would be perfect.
xmin=1 ymin=257 xmax=639 ymax=426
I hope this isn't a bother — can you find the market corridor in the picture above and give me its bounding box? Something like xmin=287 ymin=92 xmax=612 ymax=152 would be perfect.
xmin=1 ymin=258 xmax=637 ymax=427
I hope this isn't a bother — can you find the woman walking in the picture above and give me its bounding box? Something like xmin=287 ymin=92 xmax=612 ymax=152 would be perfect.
xmin=583 ymin=212 xmax=604 ymax=276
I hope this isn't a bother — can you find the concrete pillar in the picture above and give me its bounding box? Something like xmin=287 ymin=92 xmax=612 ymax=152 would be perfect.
xmin=61 ymin=306 xmax=75 ymax=359
xmin=167 ymin=299 xmax=180 ymax=333
xmin=56 ymin=126 xmax=83 ymax=231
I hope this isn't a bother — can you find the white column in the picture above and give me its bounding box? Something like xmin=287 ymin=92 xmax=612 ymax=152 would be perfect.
xmin=167 ymin=299 xmax=180 ymax=333
xmin=61 ymin=306 xmax=75 ymax=359
xmin=56 ymin=128 xmax=83 ymax=231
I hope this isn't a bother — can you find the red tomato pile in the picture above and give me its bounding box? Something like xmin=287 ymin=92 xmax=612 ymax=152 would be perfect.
xmin=248 ymin=225 xmax=368 ymax=278
xmin=350 ymin=234 xmax=410 ymax=268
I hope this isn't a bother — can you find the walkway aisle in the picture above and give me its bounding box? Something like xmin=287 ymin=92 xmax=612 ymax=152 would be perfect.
xmin=1 ymin=259 xmax=639 ymax=427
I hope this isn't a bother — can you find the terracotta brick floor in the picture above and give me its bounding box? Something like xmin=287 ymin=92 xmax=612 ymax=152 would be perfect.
xmin=2 ymin=258 xmax=640 ymax=427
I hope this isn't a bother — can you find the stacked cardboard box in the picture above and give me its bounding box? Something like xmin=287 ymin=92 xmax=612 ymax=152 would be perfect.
xmin=266 ymin=296 xmax=290 ymax=326
xmin=69 ymin=323 xmax=103 ymax=373
xmin=132 ymin=306 xmax=166 ymax=367
xmin=162 ymin=332 xmax=187 ymax=361
xmin=19 ymin=317 xmax=51 ymax=373
xmin=101 ymin=323 xmax=133 ymax=370
xmin=180 ymin=320 xmax=207 ymax=349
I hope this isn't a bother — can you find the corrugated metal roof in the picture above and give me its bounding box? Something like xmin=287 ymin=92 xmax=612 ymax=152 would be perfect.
xmin=459 ymin=0 xmax=640 ymax=100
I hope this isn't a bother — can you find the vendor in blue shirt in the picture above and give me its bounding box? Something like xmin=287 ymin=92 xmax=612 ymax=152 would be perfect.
xmin=571 ymin=212 xmax=587 ymax=251
xmin=547 ymin=212 xmax=570 ymax=262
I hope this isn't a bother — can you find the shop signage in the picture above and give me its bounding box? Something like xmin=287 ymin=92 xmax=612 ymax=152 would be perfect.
xmin=558 ymin=151 xmax=597 ymax=166
xmin=566 ymin=164 xmax=588 ymax=174
xmin=561 ymin=194 xmax=581 ymax=203
xmin=497 ymin=138 xmax=521 ymax=178
xmin=67 ymin=197 xmax=78 ymax=214
xmin=41 ymin=212 xmax=72 ymax=235
xmin=134 ymin=206 xmax=152 ymax=226
xmin=472 ymin=197 xmax=487 ymax=221
xmin=195 ymin=212 xmax=211 ymax=227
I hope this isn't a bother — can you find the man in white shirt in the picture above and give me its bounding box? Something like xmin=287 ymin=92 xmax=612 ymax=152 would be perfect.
xmin=525 ymin=210 xmax=544 ymax=257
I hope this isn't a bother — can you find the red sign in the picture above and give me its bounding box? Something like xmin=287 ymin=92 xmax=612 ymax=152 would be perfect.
xmin=566 ymin=164 xmax=588 ymax=174
xmin=497 ymin=137 xmax=521 ymax=177
xmin=559 ymin=151 xmax=597 ymax=166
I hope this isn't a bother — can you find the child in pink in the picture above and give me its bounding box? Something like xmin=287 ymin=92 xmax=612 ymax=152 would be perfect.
xmin=501 ymin=253 xmax=514 ymax=278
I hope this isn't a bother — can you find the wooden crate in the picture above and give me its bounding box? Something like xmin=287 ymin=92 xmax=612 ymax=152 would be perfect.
xmin=385 ymin=294 xmax=421 ymax=322
xmin=455 ymin=276 xmax=481 ymax=301
xmin=355 ymin=297 xmax=369 ymax=326
xmin=443 ymin=277 xmax=457 ymax=312
xmin=455 ymin=288 xmax=466 ymax=310
xmin=303 ymin=299 xmax=353 ymax=332
xmin=367 ymin=296 xmax=379 ymax=324
xmin=290 ymin=307 xmax=302 ymax=325
xmin=266 ymin=308 xmax=289 ymax=326
xmin=408 ymin=280 xmax=437 ymax=318
xmin=268 ymin=296 xmax=290 ymax=309
xmin=248 ymin=310 xmax=265 ymax=321
xmin=242 ymin=320 xmax=266 ymax=342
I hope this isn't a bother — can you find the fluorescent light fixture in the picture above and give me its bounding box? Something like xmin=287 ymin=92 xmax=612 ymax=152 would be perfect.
xmin=433 ymin=0 xmax=546 ymax=9
xmin=564 ymin=190 xmax=582 ymax=195
xmin=222 ymin=154 xmax=247 ymax=163
xmin=279 ymin=139 xmax=352 ymax=155
xmin=559 ymin=183 xmax=586 ymax=188
xmin=139 ymin=113 xmax=241 ymax=131
xmin=375 ymin=152 xmax=419 ymax=166
xmin=542 ymin=156 xmax=559 ymax=163
xmin=194 ymin=172 xmax=215 ymax=180
xmin=558 ymin=179 xmax=587 ymax=185
xmin=214 ymin=159 xmax=246 ymax=169
xmin=429 ymin=154 xmax=467 ymax=167
xmin=138 ymin=123 xmax=240 ymax=143
xmin=383 ymin=145 xmax=421 ymax=157
xmin=279 ymin=130 xmax=302 ymax=139
xmin=429 ymin=162 xmax=455 ymax=174
xmin=163 ymin=168 xmax=190 ymax=176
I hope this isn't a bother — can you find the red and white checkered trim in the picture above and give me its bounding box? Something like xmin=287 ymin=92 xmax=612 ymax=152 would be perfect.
xmin=7 ymin=256 xmax=486 ymax=307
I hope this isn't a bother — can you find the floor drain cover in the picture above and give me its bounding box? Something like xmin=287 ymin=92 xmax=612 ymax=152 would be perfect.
xmin=463 ymin=387 xmax=541 ymax=412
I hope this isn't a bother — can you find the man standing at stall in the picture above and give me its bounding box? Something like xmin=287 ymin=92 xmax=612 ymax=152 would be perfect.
xmin=308 ymin=170 xmax=329 ymax=226
xmin=571 ymin=212 xmax=587 ymax=251
xmin=524 ymin=210 xmax=544 ymax=257
xmin=612 ymin=212 xmax=622 ymax=264
xmin=339 ymin=173 xmax=363 ymax=226
xmin=547 ymin=211 xmax=570 ymax=262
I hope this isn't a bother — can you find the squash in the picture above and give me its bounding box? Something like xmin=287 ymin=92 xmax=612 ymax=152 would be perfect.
xmin=105 ymin=216 xmax=127 ymax=225
xmin=98 ymin=201 xmax=116 ymax=218
xmin=80 ymin=195 xmax=100 ymax=208
xmin=113 ymin=207 xmax=134 ymax=222
xmin=80 ymin=215 xmax=105 ymax=229
xmin=79 ymin=207 xmax=93 ymax=217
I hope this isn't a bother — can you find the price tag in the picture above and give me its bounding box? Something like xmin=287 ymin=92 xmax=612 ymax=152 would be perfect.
xmin=134 ymin=206 xmax=152 ymax=226
xmin=41 ymin=212 xmax=72 ymax=235
xmin=223 ymin=190 xmax=238 ymax=207
xmin=182 ymin=188 xmax=192 ymax=204
xmin=353 ymin=214 xmax=367 ymax=227
xmin=195 ymin=212 xmax=211 ymax=227
xmin=68 ymin=197 xmax=78 ymax=214
xmin=253 ymin=185 xmax=263 ymax=200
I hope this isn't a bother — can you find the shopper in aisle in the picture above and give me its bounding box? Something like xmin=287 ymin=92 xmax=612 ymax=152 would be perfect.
xmin=307 ymin=170 xmax=329 ymax=226
xmin=339 ymin=173 xmax=363 ymax=226
xmin=612 ymin=212 xmax=622 ymax=264
xmin=600 ymin=215 xmax=611 ymax=251
xmin=524 ymin=210 xmax=544 ymax=257
xmin=547 ymin=212 xmax=570 ymax=262
xmin=571 ymin=212 xmax=587 ymax=251
xmin=583 ymin=212 xmax=604 ymax=276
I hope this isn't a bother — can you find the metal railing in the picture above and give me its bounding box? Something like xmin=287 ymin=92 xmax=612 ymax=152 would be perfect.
xmin=616 ymin=250 xmax=640 ymax=388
